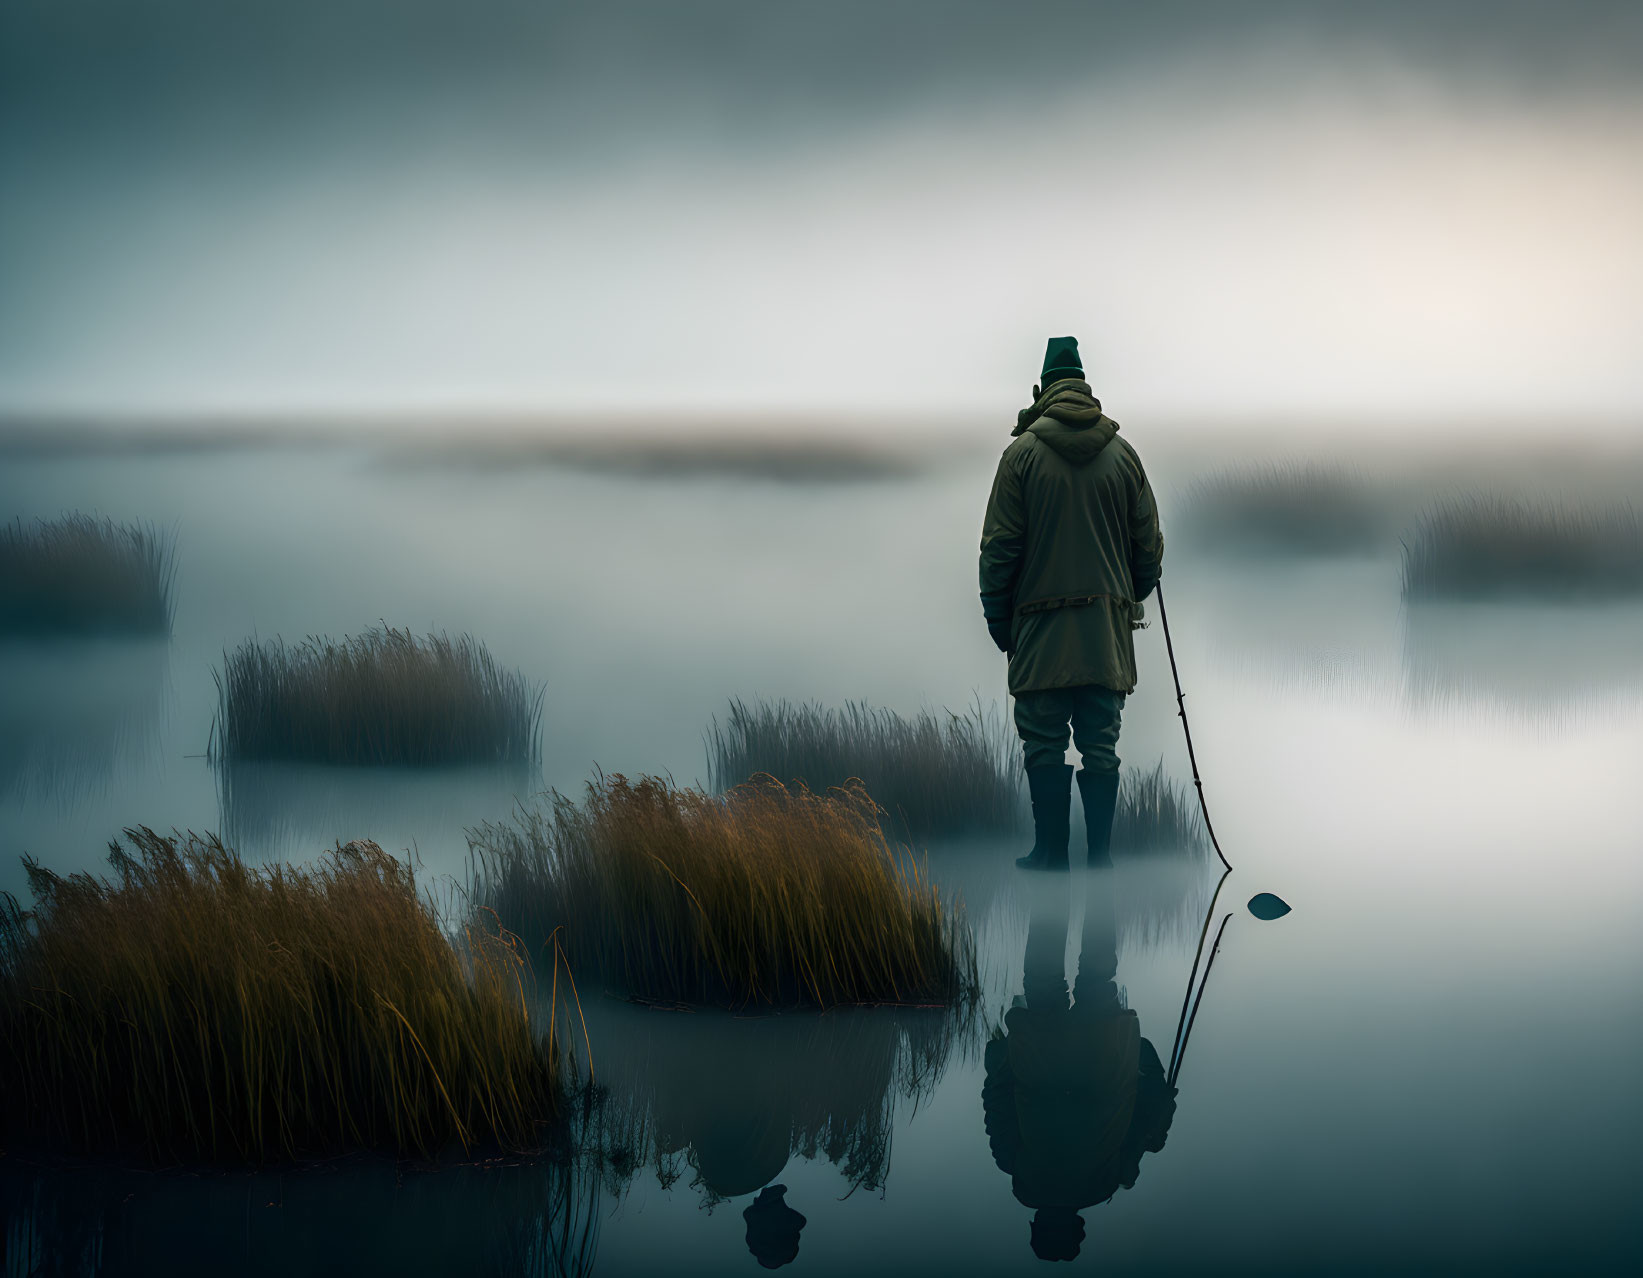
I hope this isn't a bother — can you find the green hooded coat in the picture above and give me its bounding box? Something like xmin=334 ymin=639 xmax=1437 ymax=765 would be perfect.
xmin=979 ymin=380 xmax=1164 ymax=696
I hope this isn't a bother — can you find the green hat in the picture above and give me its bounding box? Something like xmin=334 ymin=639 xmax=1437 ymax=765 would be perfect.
xmin=1040 ymin=335 xmax=1084 ymax=385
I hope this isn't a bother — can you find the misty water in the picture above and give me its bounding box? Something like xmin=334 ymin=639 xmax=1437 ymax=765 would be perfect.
xmin=3 ymin=432 xmax=1640 ymax=1275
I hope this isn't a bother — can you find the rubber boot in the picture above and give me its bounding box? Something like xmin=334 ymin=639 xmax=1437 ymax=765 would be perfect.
xmin=1077 ymin=769 xmax=1120 ymax=868
xmin=1016 ymin=764 xmax=1073 ymax=871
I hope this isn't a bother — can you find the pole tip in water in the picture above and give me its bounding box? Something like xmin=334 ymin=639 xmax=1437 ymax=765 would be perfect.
xmin=1248 ymin=892 xmax=1291 ymax=921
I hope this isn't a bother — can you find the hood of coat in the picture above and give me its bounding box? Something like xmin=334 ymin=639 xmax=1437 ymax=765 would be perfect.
xmin=1013 ymin=378 xmax=1118 ymax=464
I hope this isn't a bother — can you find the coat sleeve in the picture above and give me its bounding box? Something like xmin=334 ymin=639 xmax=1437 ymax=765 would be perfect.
xmin=1128 ymin=462 xmax=1164 ymax=601
xmin=979 ymin=449 xmax=1026 ymax=630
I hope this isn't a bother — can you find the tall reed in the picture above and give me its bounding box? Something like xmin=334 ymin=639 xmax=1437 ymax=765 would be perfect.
xmin=1402 ymin=494 xmax=1643 ymax=600
xmin=707 ymin=698 xmax=1020 ymax=839
xmin=0 ymin=514 xmax=176 ymax=635
xmin=1181 ymin=463 xmax=1386 ymax=555
xmin=212 ymin=627 xmax=543 ymax=765
xmin=0 ymin=829 xmax=557 ymax=1162
xmin=1114 ymin=760 xmax=1211 ymax=858
xmin=469 ymin=773 xmax=975 ymax=1009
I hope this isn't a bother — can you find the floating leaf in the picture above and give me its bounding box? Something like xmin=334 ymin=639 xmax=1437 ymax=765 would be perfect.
xmin=1248 ymin=892 xmax=1291 ymax=921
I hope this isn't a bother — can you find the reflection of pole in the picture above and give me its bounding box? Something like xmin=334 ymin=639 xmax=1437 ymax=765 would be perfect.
xmin=1169 ymin=910 xmax=1232 ymax=1090
xmin=1168 ymin=866 xmax=1229 ymax=1080
xmin=1156 ymin=583 xmax=1234 ymax=873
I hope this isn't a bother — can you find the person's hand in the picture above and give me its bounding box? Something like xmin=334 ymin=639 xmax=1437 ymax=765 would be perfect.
xmin=988 ymin=619 xmax=1012 ymax=653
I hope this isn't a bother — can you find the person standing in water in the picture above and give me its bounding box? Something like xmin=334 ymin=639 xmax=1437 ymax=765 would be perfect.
xmin=980 ymin=336 xmax=1165 ymax=870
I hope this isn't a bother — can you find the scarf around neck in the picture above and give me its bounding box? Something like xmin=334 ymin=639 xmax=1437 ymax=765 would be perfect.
xmin=1013 ymin=379 xmax=1105 ymax=436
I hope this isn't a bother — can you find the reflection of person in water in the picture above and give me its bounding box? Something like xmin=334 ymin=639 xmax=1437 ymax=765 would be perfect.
xmin=638 ymin=1009 xmax=909 ymax=1268
xmin=742 ymin=1184 xmax=808 ymax=1269
xmin=983 ymin=875 xmax=1178 ymax=1261
xmin=651 ymin=1059 xmax=810 ymax=1267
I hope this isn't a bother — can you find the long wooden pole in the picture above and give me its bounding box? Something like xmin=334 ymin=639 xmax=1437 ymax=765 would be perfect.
xmin=1155 ymin=582 xmax=1234 ymax=873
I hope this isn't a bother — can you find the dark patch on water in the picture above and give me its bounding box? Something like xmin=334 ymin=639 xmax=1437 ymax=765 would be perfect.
xmin=380 ymin=430 xmax=933 ymax=484
xmin=0 ymin=639 xmax=168 ymax=805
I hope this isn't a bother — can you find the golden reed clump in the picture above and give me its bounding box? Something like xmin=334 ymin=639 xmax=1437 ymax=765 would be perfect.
xmin=0 ymin=829 xmax=557 ymax=1163
xmin=469 ymin=773 xmax=975 ymax=1010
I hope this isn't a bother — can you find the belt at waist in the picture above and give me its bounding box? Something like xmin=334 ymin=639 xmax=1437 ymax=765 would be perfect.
xmin=1017 ymin=592 xmax=1129 ymax=616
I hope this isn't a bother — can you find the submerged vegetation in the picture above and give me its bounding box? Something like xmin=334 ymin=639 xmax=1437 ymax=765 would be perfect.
xmin=1 ymin=1140 xmax=604 ymax=1278
xmin=469 ymin=773 xmax=974 ymax=1009
xmin=1180 ymin=463 xmax=1386 ymax=555
xmin=1402 ymin=494 xmax=1643 ymax=601
xmin=216 ymin=757 xmax=541 ymax=861
xmin=707 ymin=698 xmax=1020 ymax=838
xmin=585 ymin=1000 xmax=973 ymax=1205
xmin=0 ymin=514 xmax=176 ymax=635
xmin=212 ymin=626 xmax=543 ymax=766
xmin=1109 ymin=762 xmax=1217 ymax=948
xmin=0 ymin=639 xmax=168 ymax=805
xmin=0 ymin=829 xmax=557 ymax=1161
xmin=1401 ymin=597 xmax=1643 ymax=719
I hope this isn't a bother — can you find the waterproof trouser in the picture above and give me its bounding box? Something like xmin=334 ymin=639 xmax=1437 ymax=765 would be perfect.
xmin=1013 ymin=685 xmax=1125 ymax=773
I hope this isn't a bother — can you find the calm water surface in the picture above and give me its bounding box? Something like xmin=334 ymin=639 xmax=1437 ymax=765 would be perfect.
xmin=2 ymin=437 xmax=1639 ymax=1275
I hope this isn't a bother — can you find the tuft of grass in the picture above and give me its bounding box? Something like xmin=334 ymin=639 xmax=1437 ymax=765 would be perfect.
xmin=1402 ymin=494 xmax=1643 ymax=601
xmin=707 ymin=698 xmax=1020 ymax=839
xmin=0 ymin=829 xmax=557 ymax=1162
xmin=1114 ymin=760 xmax=1211 ymax=858
xmin=212 ymin=627 xmax=543 ymax=766
xmin=1181 ymin=463 xmax=1386 ymax=555
xmin=469 ymin=772 xmax=975 ymax=1010
xmin=0 ymin=514 xmax=176 ymax=635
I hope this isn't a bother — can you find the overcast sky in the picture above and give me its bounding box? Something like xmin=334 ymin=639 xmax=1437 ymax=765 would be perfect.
xmin=3 ymin=1 xmax=1640 ymax=424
